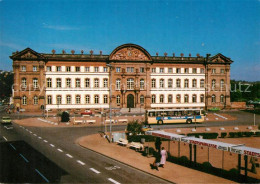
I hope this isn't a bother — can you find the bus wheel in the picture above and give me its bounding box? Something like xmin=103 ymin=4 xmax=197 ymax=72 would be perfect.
xmin=186 ymin=119 xmax=192 ymax=124
xmin=157 ymin=120 xmax=163 ymax=125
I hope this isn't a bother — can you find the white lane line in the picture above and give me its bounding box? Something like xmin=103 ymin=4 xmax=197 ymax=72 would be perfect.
xmin=3 ymin=136 xmax=7 ymax=141
xmin=19 ymin=153 xmax=29 ymax=163
xmin=77 ymin=160 xmax=85 ymax=165
xmin=26 ymin=129 xmax=29 ymax=131
xmin=35 ymin=169 xmax=49 ymax=183
xmin=9 ymin=143 xmax=16 ymax=150
xmin=43 ymin=140 xmax=48 ymax=143
xmin=90 ymin=168 xmax=100 ymax=174
xmin=29 ymin=131 xmax=32 ymax=134
xmin=108 ymin=178 xmax=121 ymax=184
xmin=19 ymin=125 xmax=22 ymax=128
xmin=57 ymin=149 xmax=63 ymax=152
xmin=50 ymin=144 xmax=55 ymax=147
xmin=38 ymin=137 xmax=42 ymax=139
xmin=33 ymin=134 xmax=37 ymax=136
xmin=66 ymin=154 xmax=73 ymax=158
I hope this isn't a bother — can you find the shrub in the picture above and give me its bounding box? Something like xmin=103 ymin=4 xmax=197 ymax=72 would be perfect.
xmin=178 ymin=156 xmax=189 ymax=166
xmin=244 ymin=132 xmax=254 ymax=137
xmin=127 ymin=135 xmax=155 ymax=142
xmin=202 ymin=162 xmax=213 ymax=171
xmin=229 ymin=168 xmax=239 ymax=176
xmin=126 ymin=120 xmax=143 ymax=136
xmin=187 ymin=133 xmax=218 ymax=139
xmin=237 ymin=132 xmax=243 ymax=137
xmin=255 ymin=131 xmax=260 ymax=137
xmin=61 ymin=111 xmax=70 ymax=122
xmin=229 ymin=132 xmax=238 ymax=138
xmin=220 ymin=132 xmax=227 ymax=138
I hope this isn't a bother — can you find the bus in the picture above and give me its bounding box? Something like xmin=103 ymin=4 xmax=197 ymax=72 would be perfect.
xmin=146 ymin=109 xmax=205 ymax=125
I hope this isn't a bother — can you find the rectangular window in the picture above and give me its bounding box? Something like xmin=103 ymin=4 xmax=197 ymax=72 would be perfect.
xmin=176 ymin=68 xmax=181 ymax=73
xmin=57 ymin=96 xmax=62 ymax=105
xmin=140 ymin=67 xmax=145 ymax=73
xmin=168 ymin=68 xmax=172 ymax=73
xmin=103 ymin=95 xmax=108 ymax=104
xmin=127 ymin=67 xmax=134 ymax=73
xmin=220 ymin=69 xmax=225 ymax=74
xmin=85 ymin=95 xmax=90 ymax=104
xmin=76 ymin=79 xmax=81 ymax=88
xmin=151 ymin=68 xmax=156 ymax=73
xmin=192 ymin=68 xmax=197 ymax=74
xmin=46 ymin=66 xmax=51 ymax=72
xmin=56 ymin=66 xmax=61 ymax=72
xmin=116 ymin=67 xmax=121 ymax=72
xmin=94 ymin=79 xmax=99 ymax=88
xmin=66 ymin=79 xmax=71 ymax=88
xmin=85 ymin=67 xmax=90 ymax=72
xmin=212 ymin=69 xmax=216 ymax=74
xmin=103 ymin=79 xmax=108 ymax=88
xmin=66 ymin=66 xmax=71 ymax=72
xmin=168 ymin=79 xmax=173 ymax=88
xmin=94 ymin=67 xmax=99 ymax=72
xmin=151 ymin=79 xmax=156 ymax=88
xmin=103 ymin=67 xmax=108 ymax=72
xmin=33 ymin=66 xmax=37 ymax=72
xmin=200 ymin=68 xmax=205 ymax=73
xmin=47 ymin=95 xmax=52 ymax=105
xmin=85 ymin=79 xmax=90 ymax=88
xmin=185 ymin=68 xmax=189 ymax=73
xmin=56 ymin=78 xmax=61 ymax=88
xmin=47 ymin=78 xmax=52 ymax=88
xmin=21 ymin=66 xmax=26 ymax=72
xmin=76 ymin=67 xmax=80 ymax=72
xmin=159 ymin=68 xmax=164 ymax=73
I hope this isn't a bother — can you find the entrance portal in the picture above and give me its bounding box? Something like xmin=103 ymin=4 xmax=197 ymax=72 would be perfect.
xmin=127 ymin=94 xmax=134 ymax=108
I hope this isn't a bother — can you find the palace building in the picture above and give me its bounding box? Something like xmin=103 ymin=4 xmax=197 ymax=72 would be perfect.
xmin=11 ymin=43 xmax=233 ymax=112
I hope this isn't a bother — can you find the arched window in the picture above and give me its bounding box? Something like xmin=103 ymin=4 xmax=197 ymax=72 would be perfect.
xmin=94 ymin=95 xmax=99 ymax=104
xmin=76 ymin=95 xmax=81 ymax=104
xmin=66 ymin=95 xmax=71 ymax=104
xmin=47 ymin=78 xmax=52 ymax=88
xmin=184 ymin=79 xmax=189 ymax=88
xmin=212 ymin=94 xmax=216 ymax=103
xmin=57 ymin=95 xmax=62 ymax=105
xmin=22 ymin=96 xmax=27 ymax=105
xmin=47 ymin=95 xmax=52 ymax=104
xmin=76 ymin=79 xmax=81 ymax=88
xmin=33 ymin=96 xmax=38 ymax=105
xmin=21 ymin=78 xmax=27 ymax=88
xmin=200 ymin=79 xmax=205 ymax=88
xmin=151 ymin=79 xmax=156 ymax=88
xmin=168 ymin=79 xmax=173 ymax=88
xmin=66 ymin=78 xmax=71 ymax=88
xmin=152 ymin=95 xmax=156 ymax=103
xmin=176 ymin=94 xmax=181 ymax=103
xmin=168 ymin=95 xmax=172 ymax=103
xmin=192 ymin=94 xmax=197 ymax=103
xmin=116 ymin=95 xmax=121 ymax=104
xmin=103 ymin=95 xmax=108 ymax=104
xmin=56 ymin=78 xmax=61 ymax=88
xmin=176 ymin=79 xmax=181 ymax=88
xmin=184 ymin=94 xmax=189 ymax=103
xmin=85 ymin=95 xmax=90 ymax=104
xmin=94 ymin=78 xmax=99 ymax=88
xmin=127 ymin=78 xmax=134 ymax=89
xmin=140 ymin=79 xmax=145 ymax=89
xmin=160 ymin=95 xmax=164 ymax=103
xmin=212 ymin=79 xmax=216 ymax=89
xmin=140 ymin=95 xmax=144 ymax=104
xmin=192 ymin=79 xmax=197 ymax=88
xmin=200 ymin=94 xmax=204 ymax=103
xmin=220 ymin=79 xmax=225 ymax=89
xmin=116 ymin=79 xmax=121 ymax=90
xmin=103 ymin=78 xmax=108 ymax=88
xmin=33 ymin=78 xmax=38 ymax=88
xmin=159 ymin=79 xmax=164 ymax=88
xmin=220 ymin=94 xmax=225 ymax=103
xmin=85 ymin=78 xmax=90 ymax=88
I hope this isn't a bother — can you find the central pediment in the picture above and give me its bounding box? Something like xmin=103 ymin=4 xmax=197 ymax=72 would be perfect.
xmin=109 ymin=43 xmax=152 ymax=61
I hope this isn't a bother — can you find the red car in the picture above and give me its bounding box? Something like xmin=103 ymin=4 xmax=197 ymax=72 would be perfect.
xmin=80 ymin=110 xmax=92 ymax=115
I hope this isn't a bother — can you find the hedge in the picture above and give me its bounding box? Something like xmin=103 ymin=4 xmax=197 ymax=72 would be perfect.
xmin=229 ymin=131 xmax=255 ymax=138
xmin=127 ymin=135 xmax=155 ymax=142
xmin=187 ymin=132 xmax=218 ymax=139
xmin=220 ymin=132 xmax=227 ymax=138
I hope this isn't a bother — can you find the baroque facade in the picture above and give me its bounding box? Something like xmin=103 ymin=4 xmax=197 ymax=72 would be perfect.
xmin=11 ymin=43 xmax=233 ymax=112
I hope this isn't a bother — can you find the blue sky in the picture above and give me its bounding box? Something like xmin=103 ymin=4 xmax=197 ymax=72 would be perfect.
xmin=0 ymin=0 xmax=259 ymax=81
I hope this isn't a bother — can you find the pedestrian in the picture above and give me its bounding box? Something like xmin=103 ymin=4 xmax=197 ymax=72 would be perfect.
xmin=160 ymin=147 xmax=168 ymax=168
xmin=152 ymin=151 xmax=161 ymax=171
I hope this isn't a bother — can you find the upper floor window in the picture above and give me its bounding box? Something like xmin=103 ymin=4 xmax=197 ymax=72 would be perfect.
xmin=212 ymin=94 xmax=216 ymax=103
xmin=192 ymin=68 xmax=197 ymax=74
xmin=66 ymin=66 xmax=71 ymax=72
xmin=159 ymin=79 xmax=164 ymax=88
xmin=66 ymin=78 xmax=71 ymax=88
xmin=116 ymin=79 xmax=121 ymax=90
xmin=127 ymin=78 xmax=134 ymax=90
xmin=200 ymin=68 xmax=205 ymax=73
xmin=116 ymin=67 xmax=121 ymax=72
xmin=168 ymin=68 xmax=172 ymax=73
xmin=116 ymin=95 xmax=121 ymax=104
xmin=184 ymin=79 xmax=189 ymax=88
xmin=57 ymin=95 xmax=62 ymax=105
xmin=94 ymin=67 xmax=99 ymax=72
xmin=127 ymin=67 xmax=134 ymax=73
xmin=33 ymin=66 xmax=38 ymax=72
xmin=94 ymin=95 xmax=99 ymax=104
xmin=22 ymin=96 xmax=27 ymax=105
xmin=21 ymin=78 xmax=27 ymax=88
xmin=151 ymin=95 xmax=156 ymax=103
xmin=176 ymin=79 xmax=181 ymax=88
xmin=66 ymin=95 xmax=71 ymax=104
xmin=212 ymin=79 xmax=216 ymax=89
xmin=56 ymin=66 xmax=61 ymax=72
xmin=184 ymin=68 xmax=189 ymax=74
xmin=104 ymin=95 xmax=108 ymax=104
xmin=76 ymin=95 xmax=81 ymax=104
xmin=33 ymin=96 xmax=38 ymax=105
xmin=76 ymin=79 xmax=81 ymax=88
xmin=220 ymin=69 xmax=225 ymax=74
xmin=21 ymin=66 xmax=26 ymax=72
xmin=85 ymin=78 xmax=90 ymax=88
xmin=176 ymin=94 xmax=181 ymax=103
xmin=176 ymin=68 xmax=181 ymax=73
xmin=151 ymin=68 xmax=156 ymax=73
xmin=200 ymin=94 xmax=204 ymax=103
xmin=140 ymin=95 xmax=144 ymax=104
xmin=140 ymin=79 xmax=145 ymax=89
xmin=192 ymin=79 xmax=197 ymax=88
xmin=200 ymin=79 xmax=205 ymax=88
xmin=140 ymin=67 xmax=145 ymax=73
xmin=220 ymin=79 xmax=225 ymax=89
xmin=47 ymin=78 xmax=52 ymax=88
xmin=103 ymin=78 xmax=108 ymax=88
xmin=184 ymin=94 xmax=189 ymax=103
xmin=192 ymin=94 xmax=197 ymax=103
xmin=168 ymin=79 xmax=173 ymax=88
xmin=85 ymin=67 xmax=90 ymax=72
xmin=85 ymin=95 xmax=90 ymax=104
xmin=151 ymin=79 xmax=156 ymax=88
xmin=33 ymin=78 xmax=38 ymax=88
xmin=47 ymin=95 xmax=52 ymax=105
xmin=56 ymin=78 xmax=62 ymax=88
xmin=103 ymin=67 xmax=108 ymax=72
xmin=46 ymin=66 xmax=51 ymax=72
xmin=159 ymin=68 xmax=164 ymax=73
xmin=220 ymin=95 xmax=225 ymax=103
xmin=75 ymin=67 xmax=80 ymax=72
xmin=94 ymin=78 xmax=99 ymax=88
xmin=160 ymin=95 xmax=164 ymax=103
xmin=168 ymin=95 xmax=172 ymax=103
xmin=212 ymin=69 xmax=216 ymax=74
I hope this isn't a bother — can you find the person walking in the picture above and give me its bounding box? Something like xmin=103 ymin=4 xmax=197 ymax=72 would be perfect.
xmin=160 ymin=147 xmax=168 ymax=168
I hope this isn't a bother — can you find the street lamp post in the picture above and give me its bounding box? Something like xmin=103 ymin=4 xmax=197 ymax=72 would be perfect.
xmin=106 ymin=64 xmax=113 ymax=142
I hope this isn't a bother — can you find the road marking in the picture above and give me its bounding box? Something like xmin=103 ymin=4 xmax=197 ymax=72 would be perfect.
xmin=33 ymin=134 xmax=37 ymax=136
xmin=38 ymin=137 xmax=42 ymax=139
xmin=35 ymin=169 xmax=49 ymax=183
xmin=77 ymin=160 xmax=85 ymax=165
xmin=66 ymin=154 xmax=73 ymax=158
xmin=9 ymin=143 xmax=16 ymax=150
xmin=3 ymin=136 xmax=7 ymax=141
xmin=50 ymin=144 xmax=55 ymax=147
xmin=26 ymin=129 xmax=29 ymax=131
xmin=4 ymin=126 xmax=13 ymax=130
xmin=43 ymin=140 xmax=48 ymax=143
xmin=90 ymin=168 xmax=100 ymax=174
xmin=108 ymin=178 xmax=121 ymax=184
xmin=19 ymin=125 xmax=22 ymax=128
xmin=19 ymin=153 xmax=29 ymax=163
xmin=29 ymin=131 xmax=32 ymax=134
xmin=57 ymin=149 xmax=63 ymax=152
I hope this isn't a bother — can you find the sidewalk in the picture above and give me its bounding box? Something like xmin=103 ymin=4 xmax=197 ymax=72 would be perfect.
xmin=77 ymin=134 xmax=236 ymax=184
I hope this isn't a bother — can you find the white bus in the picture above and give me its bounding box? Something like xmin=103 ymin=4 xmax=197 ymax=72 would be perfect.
xmin=146 ymin=109 xmax=205 ymax=125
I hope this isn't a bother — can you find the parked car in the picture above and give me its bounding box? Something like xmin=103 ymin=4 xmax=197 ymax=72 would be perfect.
xmin=80 ymin=110 xmax=92 ymax=115
xmin=1 ymin=116 xmax=12 ymax=124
